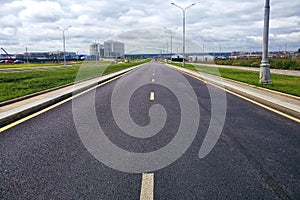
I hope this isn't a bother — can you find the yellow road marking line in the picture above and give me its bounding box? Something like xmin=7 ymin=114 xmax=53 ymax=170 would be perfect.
xmin=224 ymin=88 xmax=300 ymax=123
xmin=179 ymin=70 xmax=300 ymax=123
xmin=150 ymin=92 xmax=155 ymax=101
xmin=140 ymin=173 xmax=154 ymax=200
xmin=0 ymin=74 xmax=127 ymax=133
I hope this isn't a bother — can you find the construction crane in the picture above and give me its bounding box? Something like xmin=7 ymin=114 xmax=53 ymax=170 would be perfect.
xmin=1 ymin=47 xmax=13 ymax=60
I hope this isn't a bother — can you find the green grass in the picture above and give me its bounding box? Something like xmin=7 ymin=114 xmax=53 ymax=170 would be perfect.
xmin=0 ymin=62 xmax=84 ymax=69
xmin=0 ymin=60 xmax=149 ymax=102
xmin=174 ymin=63 xmax=300 ymax=97
xmin=214 ymin=57 xmax=300 ymax=70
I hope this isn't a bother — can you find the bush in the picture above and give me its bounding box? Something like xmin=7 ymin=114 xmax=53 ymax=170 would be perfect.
xmin=215 ymin=57 xmax=300 ymax=70
xmin=269 ymin=58 xmax=299 ymax=70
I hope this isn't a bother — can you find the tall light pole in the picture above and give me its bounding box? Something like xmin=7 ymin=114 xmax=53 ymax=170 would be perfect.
xmin=25 ymin=45 xmax=29 ymax=64
xmin=57 ymin=25 xmax=71 ymax=67
xmin=164 ymin=27 xmax=177 ymax=63
xmin=94 ymin=40 xmax=98 ymax=65
xmin=202 ymin=40 xmax=205 ymax=62
xmin=171 ymin=2 xmax=195 ymax=67
xmin=259 ymin=0 xmax=272 ymax=84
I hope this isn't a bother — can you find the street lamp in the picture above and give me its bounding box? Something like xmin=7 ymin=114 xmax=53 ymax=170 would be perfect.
xmin=259 ymin=0 xmax=272 ymax=84
xmin=171 ymin=2 xmax=195 ymax=67
xmin=94 ymin=40 xmax=98 ymax=65
xmin=25 ymin=45 xmax=29 ymax=64
xmin=57 ymin=25 xmax=71 ymax=67
xmin=164 ymin=27 xmax=178 ymax=63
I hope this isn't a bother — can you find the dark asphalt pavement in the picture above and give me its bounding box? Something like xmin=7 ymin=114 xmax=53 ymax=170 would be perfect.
xmin=0 ymin=61 xmax=299 ymax=199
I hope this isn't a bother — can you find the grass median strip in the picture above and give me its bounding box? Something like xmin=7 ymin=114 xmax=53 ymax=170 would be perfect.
xmin=0 ymin=62 xmax=83 ymax=69
xmin=173 ymin=63 xmax=300 ymax=97
xmin=0 ymin=60 xmax=149 ymax=102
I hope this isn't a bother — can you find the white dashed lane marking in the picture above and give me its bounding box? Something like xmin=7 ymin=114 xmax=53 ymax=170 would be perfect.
xmin=150 ymin=92 xmax=155 ymax=101
xmin=140 ymin=173 xmax=154 ymax=200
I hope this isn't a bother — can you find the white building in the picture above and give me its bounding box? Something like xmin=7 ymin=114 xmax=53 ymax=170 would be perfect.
xmin=189 ymin=55 xmax=215 ymax=62
xmin=104 ymin=40 xmax=125 ymax=58
xmin=89 ymin=43 xmax=104 ymax=58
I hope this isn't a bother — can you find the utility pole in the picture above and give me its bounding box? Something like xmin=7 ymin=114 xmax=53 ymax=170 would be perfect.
xmin=259 ymin=0 xmax=272 ymax=84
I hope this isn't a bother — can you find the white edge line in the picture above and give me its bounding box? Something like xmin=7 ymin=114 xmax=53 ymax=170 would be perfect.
xmin=176 ymin=68 xmax=300 ymax=123
xmin=0 ymin=73 xmax=128 ymax=133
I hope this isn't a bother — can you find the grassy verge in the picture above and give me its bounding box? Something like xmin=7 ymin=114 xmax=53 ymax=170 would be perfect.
xmin=173 ymin=63 xmax=300 ymax=97
xmin=0 ymin=62 xmax=84 ymax=69
xmin=214 ymin=57 xmax=300 ymax=70
xmin=0 ymin=60 xmax=149 ymax=102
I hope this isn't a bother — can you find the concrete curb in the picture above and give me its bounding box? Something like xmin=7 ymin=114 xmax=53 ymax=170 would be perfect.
xmin=0 ymin=82 xmax=75 ymax=107
xmin=0 ymin=65 xmax=140 ymax=127
xmin=168 ymin=64 xmax=300 ymax=120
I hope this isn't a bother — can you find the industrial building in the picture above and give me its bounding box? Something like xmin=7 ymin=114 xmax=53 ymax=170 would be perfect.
xmin=104 ymin=40 xmax=125 ymax=58
xmin=89 ymin=43 xmax=104 ymax=58
xmin=89 ymin=41 xmax=124 ymax=58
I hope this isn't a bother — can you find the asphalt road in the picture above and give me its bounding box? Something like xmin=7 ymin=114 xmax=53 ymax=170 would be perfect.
xmin=0 ymin=61 xmax=299 ymax=199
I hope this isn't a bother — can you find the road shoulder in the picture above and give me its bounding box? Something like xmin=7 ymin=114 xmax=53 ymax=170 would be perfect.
xmin=167 ymin=64 xmax=300 ymax=121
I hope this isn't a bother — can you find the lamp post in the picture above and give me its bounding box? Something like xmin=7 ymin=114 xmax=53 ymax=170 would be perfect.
xmin=57 ymin=25 xmax=71 ymax=67
xmin=25 ymin=45 xmax=29 ymax=64
xmin=94 ymin=40 xmax=98 ymax=65
xmin=259 ymin=0 xmax=272 ymax=84
xmin=202 ymin=40 xmax=205 ymax=62
xmin=171 ymin=2 xmax=195 ymax=67
xmin=164 ymin=27 xmax=178 ymax=63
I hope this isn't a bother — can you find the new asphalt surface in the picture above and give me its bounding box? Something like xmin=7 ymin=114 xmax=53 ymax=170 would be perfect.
xmin=0 ymin=61 xmax=299 ymax=199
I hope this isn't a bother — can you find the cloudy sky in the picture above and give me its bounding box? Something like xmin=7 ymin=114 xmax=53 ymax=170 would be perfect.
xmin=1 ymin=0 xmax=299 ymax=54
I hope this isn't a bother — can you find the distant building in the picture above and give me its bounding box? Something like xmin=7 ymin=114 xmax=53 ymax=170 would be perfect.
xmin=24 ymin=51 xmax=76 ymax=59
xmin=89 ymin=43 xmax=104 ymax=58
xmin=104 ymin=40 xmax=125 ymax=58
xmin=189 ymin=55 xmax=214 ymax=62
xmin=0 ymin=54 xmax=14 ymax=59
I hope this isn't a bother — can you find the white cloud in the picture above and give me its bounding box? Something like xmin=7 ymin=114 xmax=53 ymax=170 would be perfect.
xmin=18 ymin=1 xmax=64 ymax=23
xmin=246 ymin=36 xmax=262 ymax=43
xmin=0 ymin=0 xmax=299 ymax=54
xmin=119 ymin=9 xmax=145 ymax=25
xmin=76 ymin=15 xmax=97 ymax=25
xmin=0 ymin=14 xmax=20 ymax=27
xmin=1 ymin=27 xmax=16 ymax=36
